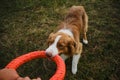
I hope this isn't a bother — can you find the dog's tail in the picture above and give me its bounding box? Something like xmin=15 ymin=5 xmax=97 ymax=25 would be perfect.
xmin=82 ymin=6 xmax=88 ymax=32
xmin=65 ymin=6 xmax=88 ymax=32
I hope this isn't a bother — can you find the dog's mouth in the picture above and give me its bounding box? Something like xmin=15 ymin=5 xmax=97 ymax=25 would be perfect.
xmin=45 ymin=51 xmax=63 ymax=58
xmin=59 ymin=52 xmax=63 ymax=55
xmin=46 ymin=52 xmax=53 ymax=57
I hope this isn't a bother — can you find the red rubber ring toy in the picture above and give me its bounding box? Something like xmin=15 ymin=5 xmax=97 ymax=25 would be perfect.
xmin=5 ymin=51 xmax=66 ymax=80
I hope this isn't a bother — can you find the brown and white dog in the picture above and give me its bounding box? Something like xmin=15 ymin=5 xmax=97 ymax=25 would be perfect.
xmin=46 ymin=6 xmax=88 ymax=74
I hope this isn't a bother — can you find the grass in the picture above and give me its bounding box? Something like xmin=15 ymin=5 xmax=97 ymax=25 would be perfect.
xmin=0 ymin=0 xmax=120 ymax=80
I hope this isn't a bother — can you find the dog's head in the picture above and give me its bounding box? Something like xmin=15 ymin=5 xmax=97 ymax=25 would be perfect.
xmin=46 ymin=32 xmax=76 ymax=57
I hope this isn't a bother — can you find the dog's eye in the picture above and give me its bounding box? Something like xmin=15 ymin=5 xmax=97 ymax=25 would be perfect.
xmin=58 ymin=44 xmax=65 ymax=50
xmin=59 ymin=46 xmax=64 ymax=49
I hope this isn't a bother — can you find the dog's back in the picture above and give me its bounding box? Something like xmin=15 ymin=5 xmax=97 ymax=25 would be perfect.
xmin=57 ymin=6 xmax=88 ymax=44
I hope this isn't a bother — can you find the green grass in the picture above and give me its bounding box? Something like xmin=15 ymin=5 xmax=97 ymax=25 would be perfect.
xmin=0 ymin=0 xmax=120 ymax=80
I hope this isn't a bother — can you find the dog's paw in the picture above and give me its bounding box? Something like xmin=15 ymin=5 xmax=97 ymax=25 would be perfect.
xmin=83 ymin=39 xmax=88 ymax=44
xmin=72 ymin=68 xmax=77 ymax=74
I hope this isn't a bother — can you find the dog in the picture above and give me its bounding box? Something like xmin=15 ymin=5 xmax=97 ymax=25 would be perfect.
xmin=46 ymin=6 xmax=88 ymax=74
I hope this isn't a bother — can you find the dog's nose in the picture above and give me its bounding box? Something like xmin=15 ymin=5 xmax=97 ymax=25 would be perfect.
xmin=46 ymin=52 xmax=52 ymax=57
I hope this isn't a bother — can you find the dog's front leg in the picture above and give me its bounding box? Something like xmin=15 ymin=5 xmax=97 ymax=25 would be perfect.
xmin=72 ymin=54 xmax=81 ymax=74
xmin=72 ymin=42 xmax=82 ymax=74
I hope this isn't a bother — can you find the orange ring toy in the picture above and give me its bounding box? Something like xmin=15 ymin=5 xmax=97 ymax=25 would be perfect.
xmin=5 ymin=51 xmax=66 ymax=80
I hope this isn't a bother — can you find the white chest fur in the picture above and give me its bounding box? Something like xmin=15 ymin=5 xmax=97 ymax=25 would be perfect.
xmin=58 ymin=29 xmax=73 ymax=37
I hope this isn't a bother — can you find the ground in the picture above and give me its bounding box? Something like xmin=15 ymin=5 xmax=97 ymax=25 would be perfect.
xmin=0 ymin=0 xmax=120 ymax=80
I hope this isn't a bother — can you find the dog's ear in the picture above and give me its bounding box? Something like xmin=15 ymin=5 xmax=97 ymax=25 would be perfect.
xmin=48 ymin=33 xmax=54 ymax=38
xmin=47 ymin=33 xmax=55 ymax=45
xmin=48 ymin=33 xmax=56 ymax=41
xmin=67 ymin=38 xmax=77 ymax=55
